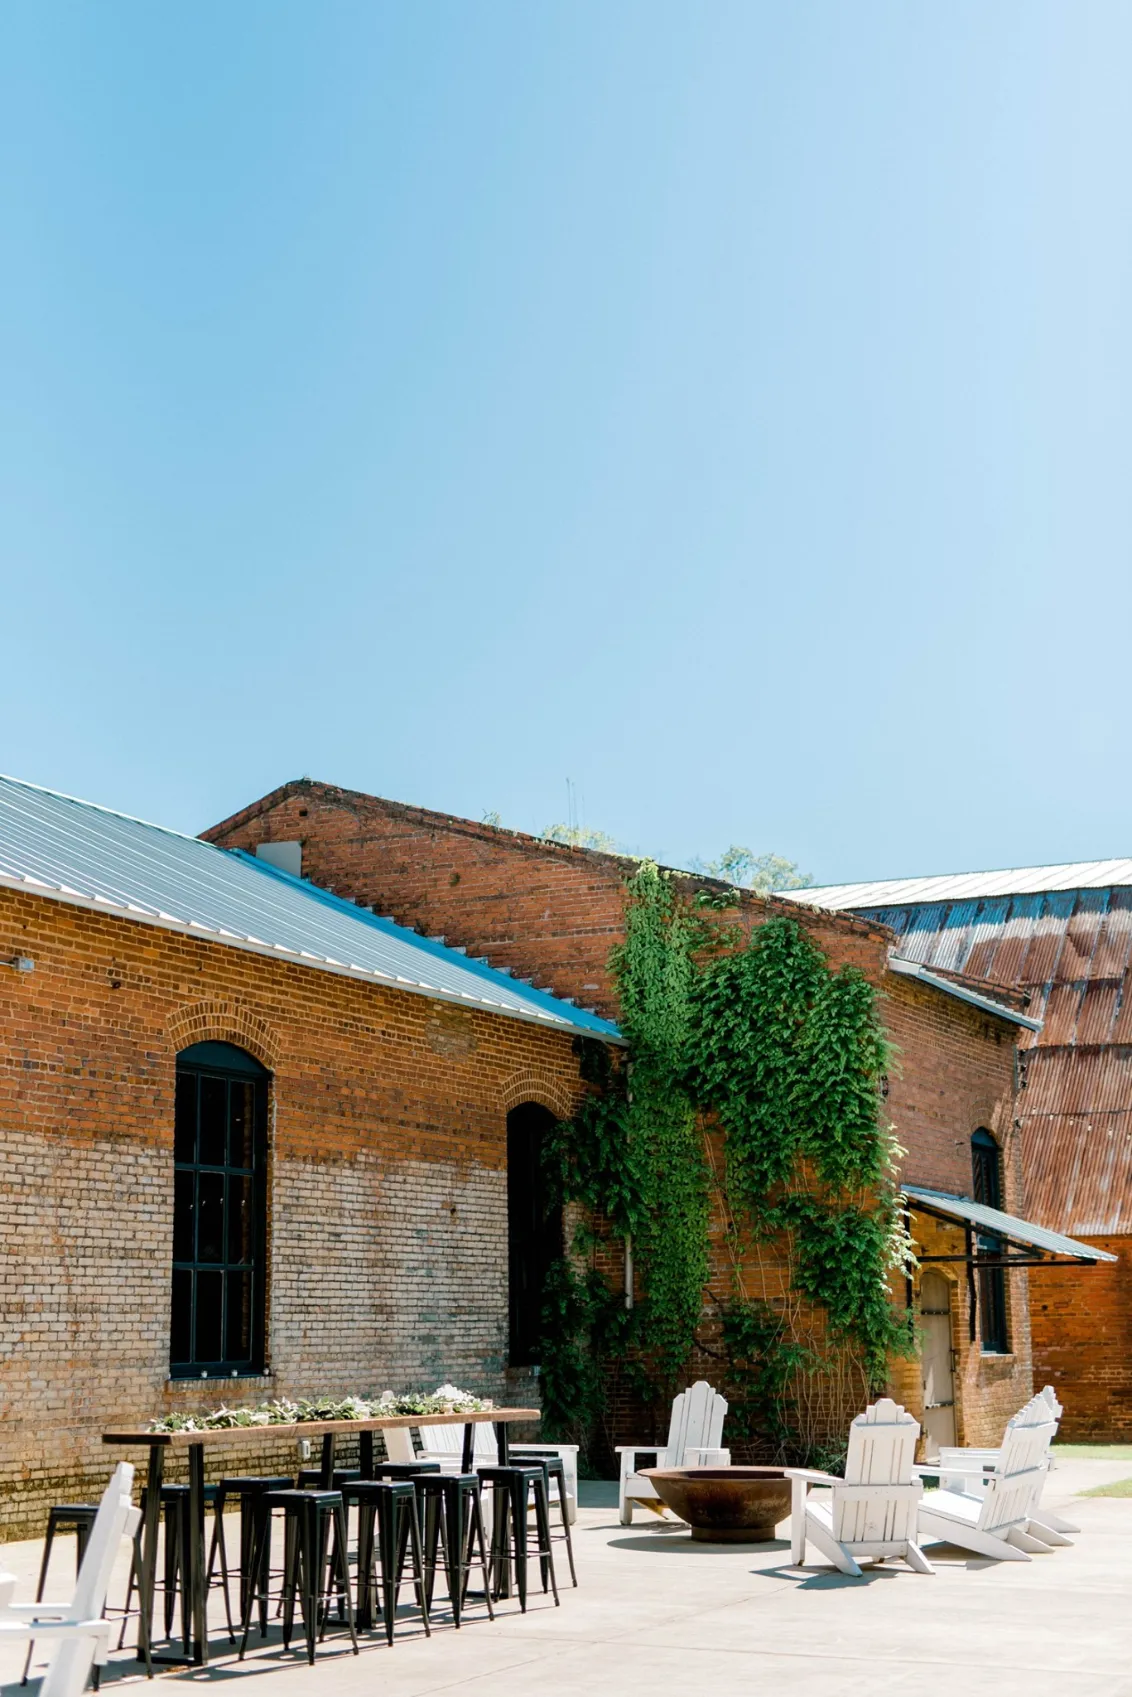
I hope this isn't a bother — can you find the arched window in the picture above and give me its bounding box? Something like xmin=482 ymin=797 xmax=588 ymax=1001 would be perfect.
xmin=507 ymin=1102 xmax=564 ymax=1367
xmin=971 ymin=1128 xmax=1009 ymax=1354
xmin=172 ymin=1042 xmax=269 ymax=1378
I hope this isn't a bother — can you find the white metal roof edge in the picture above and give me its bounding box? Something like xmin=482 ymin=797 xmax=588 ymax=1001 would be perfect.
xmin=903 ymin=1185 xmax=1118 ymax=1262
xmin=781 ymin=856 xmax=1132 ymax=909
xmin=887 ymin=955 xmax=1043 ymax=1031
xmin=0 ymin=867 xmax=627 ymax=1044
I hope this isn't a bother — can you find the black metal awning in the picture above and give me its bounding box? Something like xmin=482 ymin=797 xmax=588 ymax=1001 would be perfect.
xmin=904 ymin=1184 xmax=1118 ymax=1269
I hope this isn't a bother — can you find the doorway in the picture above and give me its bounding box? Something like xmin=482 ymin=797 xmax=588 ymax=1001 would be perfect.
xmin=506 ymin=1102 xmax=564 ymax=1366
xmin=920 ymin=1271 xmax=957 ymax=1455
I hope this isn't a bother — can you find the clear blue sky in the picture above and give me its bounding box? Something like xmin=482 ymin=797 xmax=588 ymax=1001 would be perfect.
xmin=3 ymin=2 xmax=1131 ymax=883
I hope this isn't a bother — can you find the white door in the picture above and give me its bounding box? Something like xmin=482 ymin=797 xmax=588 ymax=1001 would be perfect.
xmin=920 ymin=1271 xmax=957 ymax=1456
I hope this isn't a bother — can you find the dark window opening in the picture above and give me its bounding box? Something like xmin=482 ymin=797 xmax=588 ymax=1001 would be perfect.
xmin=172 ymin=1042 xmax=268 ymax=1378
xmin=971 ymin=1127 xmax=1009 ymax=1354
xmin=507 ymin=1102 xmax=564 ymax=1367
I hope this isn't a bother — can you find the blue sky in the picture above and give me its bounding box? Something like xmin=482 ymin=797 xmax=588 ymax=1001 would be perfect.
xmin=3 ymin=2 xmax=1131 ymax=883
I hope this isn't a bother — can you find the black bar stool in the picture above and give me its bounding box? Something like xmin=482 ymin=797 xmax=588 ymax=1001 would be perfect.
xmin=476 ymin=1464 xmax=559 ymax=1613
xmin=119 ymin=1483 xmax=219 ymax=1655
xmin=343 ymin=1479 xmax=430 ymax=1642
xmin=414 ymin=1473 xmax=495 ymax=1628
xmin=239 ymin=1488 xmax=358 ymax=1665
xmin=296 ymin=1467 xmax=361 ymax=1488
xmin=510 ymin=1451 xmax=577 ymax=1586
xmin=206 ymin=1475 xmax=293 ymax=1643
xmin=22 ymin=1504 xmax=149 ymax=1687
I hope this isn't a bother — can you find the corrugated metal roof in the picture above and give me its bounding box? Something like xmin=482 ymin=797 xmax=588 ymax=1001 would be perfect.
xmin=783 ymin=859 xmax=1132 ymax=909
xmin=0 ymin=773 xmax=622 ymax=1043
xmin=903 ymin=1186 xmax=1118 ymax=1261
xmin=1023 ymin=1114 xmax=1132 ymax=1237
xmin=788 ymin=870 xmax=1132 ymax=1237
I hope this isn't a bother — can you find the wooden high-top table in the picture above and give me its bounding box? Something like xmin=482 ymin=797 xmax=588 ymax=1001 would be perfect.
xmin=104 ymin=1407 xmax=539 ymax=1667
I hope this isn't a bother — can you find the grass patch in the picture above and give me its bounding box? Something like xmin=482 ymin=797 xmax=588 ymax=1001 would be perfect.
xmin=1052 ymin=1443 xmax=1132 ymax=1459
xmin=1080 ymin=1476 xmax=1132 ymax=1497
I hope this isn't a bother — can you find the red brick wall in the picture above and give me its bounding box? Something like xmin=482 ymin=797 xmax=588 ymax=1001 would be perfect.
xmin=207 ymin=781 xmax=1021 ymax=1204
xmin=208 ymin=782 xmax=1031 ymax=1443
xmin=1028 ymin=1240 xmax=1131 ymax=1438
xmin=0 ymin=885 xmax=584 ymax=1535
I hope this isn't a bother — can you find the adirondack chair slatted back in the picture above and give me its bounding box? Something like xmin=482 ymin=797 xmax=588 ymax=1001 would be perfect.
xmin=416 ymin=1421 xmax=496 ymax=1463
xmin=666 ymin=1381 xmax=727 ymax=1465
xmin=978 ymin=1405 xmax=1056 ymax=1535
xmin=69 ymin=1463 xmax=136 ymax=1620
xmin=833 ymin=1399 xmax=921 ymax=1547
xmin=40 ymin=1463 xmax=138 ymax=1697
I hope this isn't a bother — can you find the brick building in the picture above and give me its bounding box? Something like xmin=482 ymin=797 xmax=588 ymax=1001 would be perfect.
xmin=781 ymin=861 xmax=1132 ymax=1439
xmin=205 ymin=780 xmax=1111 ymax=1456
xmin=0 ymin=775 xmax=618 ymax=1536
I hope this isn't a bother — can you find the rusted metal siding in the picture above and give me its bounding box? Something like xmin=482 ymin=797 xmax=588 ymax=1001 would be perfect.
xmin=821 ymin=887 xmax=1132 ymax=1237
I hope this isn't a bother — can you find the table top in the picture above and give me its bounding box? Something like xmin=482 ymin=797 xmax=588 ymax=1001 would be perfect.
xmin=103 ymin=1407 xmax=540 ymax=1447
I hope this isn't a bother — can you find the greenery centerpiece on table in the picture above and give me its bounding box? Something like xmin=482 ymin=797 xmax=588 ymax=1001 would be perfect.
xmin=149 ymin=1383 xmax=493 ymax=1434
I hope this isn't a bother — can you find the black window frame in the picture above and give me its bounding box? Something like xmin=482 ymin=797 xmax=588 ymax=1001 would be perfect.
xmin=971 ymin=1127 xmax=1009 ymax=1354
xmin=171 ymin=1042 xmax=269 ymax=1379
xmin=506 ymin=1102 xmax=564 ymax=1367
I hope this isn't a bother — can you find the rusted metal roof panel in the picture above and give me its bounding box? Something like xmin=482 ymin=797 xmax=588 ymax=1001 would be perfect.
xmin=791 ymin=874 xmax=1132 ymax=1235
xmin=1023 ymin=1112 xmax=1132 ymax=1237
xmin=1076 ymin=982 xmax=1120 ymax=1046
xmin=1092 ymin=891 xmax=1132 ymax=978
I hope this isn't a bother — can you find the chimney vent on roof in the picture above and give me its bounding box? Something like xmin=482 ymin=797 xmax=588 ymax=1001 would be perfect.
xmin=255 ymin=841 xmax=303 ymax=879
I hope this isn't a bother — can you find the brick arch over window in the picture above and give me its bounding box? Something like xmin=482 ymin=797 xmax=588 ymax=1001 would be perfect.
xmin=166 ymin=1001 xmax=281 ymax=1072
xmin=498 ymin=1068 xmax=577 ymax=1121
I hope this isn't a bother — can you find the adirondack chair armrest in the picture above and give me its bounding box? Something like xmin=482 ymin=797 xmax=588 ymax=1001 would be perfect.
xmin=2 ymin=1604 xmax=74 ymax=1620
xmin=913 ymin=1462 xmax=1001 ymax=1480
xmin=782 ymin=1467 xmax=840 ymax=1486
xmin=615 ymin=1446 xmax=662 ymax=1468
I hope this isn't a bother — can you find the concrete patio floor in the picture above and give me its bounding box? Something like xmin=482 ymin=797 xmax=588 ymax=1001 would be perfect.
xmin=3 ymin=1459 xmax=1131 ymax=1697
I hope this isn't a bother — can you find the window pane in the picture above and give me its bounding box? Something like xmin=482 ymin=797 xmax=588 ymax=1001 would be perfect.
xmin=228 ymin=1082 xmax=254 ymax=1169
xmin=227 ymin=1174 xmax=253 ymax=1265
xmin=197 ymin=1172 xmax=225 ymax=1263
xmin=225 ymin=1271 xmax=252 ymax=1363
xmin=199 ymin=1077 xmax=227 ymax=1166
xmin=171 ymin=1268 xmax=192 ymax=1365
xmin=174 ymin=1072 xmax=197 ymax=1164
xmin=173 ymin=1168 xmax=195 ymax=1263
xmin=195 ymin=1270 xmax=223 ymax=1363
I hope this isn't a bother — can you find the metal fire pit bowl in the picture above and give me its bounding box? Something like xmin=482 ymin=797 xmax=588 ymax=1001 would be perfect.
xmin=639 ymin=1467 xmax=792 ymax=1542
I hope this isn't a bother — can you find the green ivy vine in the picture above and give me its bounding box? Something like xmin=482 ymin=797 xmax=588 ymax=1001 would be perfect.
xmin=539 ymin=864 xmax=914 ymax=1460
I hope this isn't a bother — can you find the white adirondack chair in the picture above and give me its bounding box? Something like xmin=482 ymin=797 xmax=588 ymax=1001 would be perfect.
xmin=935 ymin=1387 xmax=1078 ymax=1539
xmin=616 ymin=1381 xmax=730 ymax=1526
xmin=916 ymin=1395 xmax=1060 ymax=1560
xmin=785 ymin=1399 xmax=933 ymax=1576
xmin=0 ymin=1463 xmax=139 ymax=1697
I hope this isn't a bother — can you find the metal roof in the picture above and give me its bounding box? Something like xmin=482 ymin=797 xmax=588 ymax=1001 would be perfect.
xmin=0 ymin=774 xmax=622 ymax=1043
xmin=782 ymin=859 xmax=1132 ymax=910
xmin=903 ymin=1186 xmax=1118 ymax=1262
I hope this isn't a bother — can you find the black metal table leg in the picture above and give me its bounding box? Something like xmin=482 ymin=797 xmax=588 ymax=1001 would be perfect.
xmin=461 ymin=1422 xmax=475 ymax=1473
xmin=136 ymin=1443 xmax=164 ymax=1670
xmin=319 ymin=1433 xmax=337 ymax=1489
xmin=359 ymin=1432 xmax=375 ymax=1479
xmin=188 ymin=1443 xmax=208 ymax=1665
